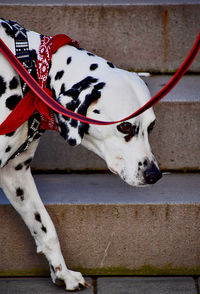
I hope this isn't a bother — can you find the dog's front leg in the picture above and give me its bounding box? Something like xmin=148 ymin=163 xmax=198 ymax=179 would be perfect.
xmin=0 ymin=143 xmax=86 ymax=291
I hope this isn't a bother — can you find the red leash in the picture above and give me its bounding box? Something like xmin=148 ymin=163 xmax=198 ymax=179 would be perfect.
xmin=0 ymin=33 xmax=199 ymax=131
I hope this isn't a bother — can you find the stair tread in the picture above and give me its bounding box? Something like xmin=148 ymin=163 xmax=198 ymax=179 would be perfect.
xmin=0 ymin=173 xmax=199 ymax=205
xmin=142 ymin=75 xmax=200 ymax=102
xmin=0 ymin=0 xmax=198 ymax=5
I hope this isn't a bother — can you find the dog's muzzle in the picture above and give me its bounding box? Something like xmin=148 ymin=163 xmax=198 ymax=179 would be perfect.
xmin=143 ymin=162 xmax=162 ymax=184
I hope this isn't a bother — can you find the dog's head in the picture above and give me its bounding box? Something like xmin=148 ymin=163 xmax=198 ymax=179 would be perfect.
xmin=49 ymin=45 xmax=162 ymax=186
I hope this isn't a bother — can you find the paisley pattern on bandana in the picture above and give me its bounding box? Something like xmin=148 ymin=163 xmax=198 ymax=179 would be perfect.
xmin=37 ymin=36 xmax=57 ymax=131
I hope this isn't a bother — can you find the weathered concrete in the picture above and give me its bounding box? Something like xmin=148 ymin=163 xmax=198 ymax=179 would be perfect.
xmin=0 ymin=276 xmax=197 ymax=294
xmin=1 ymin=0 xmax=199 ymax=5
xmin=98 ymin=277 xmax=197 ymax=294
xmin=0 ymin=3 xmax=200 ymax=72
xmin=31 ymin=75 xmax=200 ymax=171
xmin=0 ymin=277 xmax=197 ymax=294
xmin=0 ymin=277 xmax=93 ymax=293
xmin=0 ymin=174 xmax=200 ymax=276
xmin=1 ymin=173 xmax=200 ymax=205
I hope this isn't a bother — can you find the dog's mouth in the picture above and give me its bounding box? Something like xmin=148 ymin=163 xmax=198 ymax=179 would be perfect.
xmin=109 ymin=165 xmax=162 ymax=187
xmin=109 ymin=167 xmax=119 ymax=175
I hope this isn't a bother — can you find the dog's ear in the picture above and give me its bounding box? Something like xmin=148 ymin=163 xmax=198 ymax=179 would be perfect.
xmin=55 ymin=77 xmax=105 ymax=146
xmin=55 ymin=94 xmax=89 ymax=146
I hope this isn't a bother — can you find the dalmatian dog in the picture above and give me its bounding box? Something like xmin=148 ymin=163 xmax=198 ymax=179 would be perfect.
xmin=0 ymin=19 xmax=162 ymax=291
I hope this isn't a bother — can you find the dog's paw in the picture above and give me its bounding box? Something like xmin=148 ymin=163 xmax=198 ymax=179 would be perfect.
xmin=50 ymin=266 xmax=89 ymax=291
xmin=64 ymin=270 xmax=89 ymax=291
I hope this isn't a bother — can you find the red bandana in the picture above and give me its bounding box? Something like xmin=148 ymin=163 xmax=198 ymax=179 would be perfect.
xmin=37 ymin=35 xmax=56 ymax=130
xmin=0 ymin=34 xmax=79 ymax=134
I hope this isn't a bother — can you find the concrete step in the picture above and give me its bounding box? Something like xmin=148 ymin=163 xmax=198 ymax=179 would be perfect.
xmin=31 ymin=75 xmax=200 ymax=171
xmin=0 ymin=277 xmax=93 ymax=294
xmin=0 ymin=277 xmax=198 ymax=294
xmin=1 ymin=1 xmax=200 ymax=72
xmin=97 ymin=277 xmax=198 ymax=294
xmin=0 ymin=173 xmax=200 ymax=276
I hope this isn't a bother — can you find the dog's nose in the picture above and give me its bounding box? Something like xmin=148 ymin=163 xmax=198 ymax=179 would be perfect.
xmin=143 ymin=162 xmax=162 ymax=184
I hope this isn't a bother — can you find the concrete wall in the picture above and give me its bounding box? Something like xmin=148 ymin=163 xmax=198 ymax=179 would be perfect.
xmin=0 ymin=3 xmax=200 ymax=72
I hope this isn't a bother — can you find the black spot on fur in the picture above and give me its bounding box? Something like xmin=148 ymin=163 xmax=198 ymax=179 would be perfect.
xmin=59 ymin=121 xmax=70 ymax=140
xmin=24 ymin=157 xmax=32 ymax=170
xmin=73 ymin=76 xmax=98 ymax=91
xmin=93 ymin=109 xmax=100 ymax=114
xmin=78 ymin=123 xmax=89 ymax=138
xmin=2 ymin=22 xmax=14 ymax=38
xmin=9 ymin=77 xmax=19 ymax=90
xmin=0 ymin=160 xmax=2 ymax=166
xmin=70 ymin=119 xmax=78 ymax=128
xmin=16 ymin=187 xmax=24 ymax=201
xmin=41 ymin=225 xmax=47 ymax=233
xmin=6 ymin=95 xmax=21 ymax=110
xmin=66 ymin=99 xmax=80 ymax=112
xmin=35 ymin=213 xmax=42 ymax=223
xmin=90 ymin=63 xmax=98 ymax=71
xmin=16 ymin=187 xmax=24 ymax=196
xmin=64 ymin=89 xmax=80 ymax=100
xmin=107 ymin=61 xmax=115 ymax=68
xmin=67 ymin=57 xmax=72 ymax=64
xmin=15 ymin=163 xmax=23 ymax=171
xmin=62 ymin=76 xmax=98 ymax=103
xmin=87 ymin=52 xmax=95 ymax=56
xmin=78 ymin=88 xmax=101 ymax=117
xmin=0 ymin=76 xmax=6 ymax=97
xmin=24 ymin=158 xmax=32 ymax=166
xmin=67 ymin=138 xmax=77 ymax=146
xmin=55 ymin=70 xmax=64 ymax=80
xmin=6 ymin=131 xmax=15 ymax=137
xmin=76 ymin=86 xmax=102 ymax=139
xmin=94 ymin=82 xmax=105 ymax=90
xmin=60 ymin=83 xmax=66 ymax=94
xmin=5 ymin=146 xmax=11 ymax=152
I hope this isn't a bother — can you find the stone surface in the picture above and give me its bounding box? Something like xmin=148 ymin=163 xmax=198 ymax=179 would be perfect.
xmin=0 ymin=4 xmax=199 ymax=72
xmin=0 ymin=174 xmax=200 ymax=276
xmin=98 ymin=277 xmax=197 ymax=294
xmin=0 ymin=277 xmax=93 ymax=294
xmin=0 ymin=276 xmax=197 ymax=294
xmin=0 ymin=173 xmax=200 ymax=205
xmin=1 ymin=0 xmax=199 ymax=5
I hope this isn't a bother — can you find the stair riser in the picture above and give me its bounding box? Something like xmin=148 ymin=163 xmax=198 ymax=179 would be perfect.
xmin=0 ymin=203 xmax=200 ymax=275
xmin=1 ymin=4 xmax=200 ymax=72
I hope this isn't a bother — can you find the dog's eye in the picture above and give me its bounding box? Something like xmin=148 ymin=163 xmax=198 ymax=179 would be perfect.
xmin=148 ymin=121 xmax=155 ymax=134
xmin=117 ymin=122 xmax=132 ymax=134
